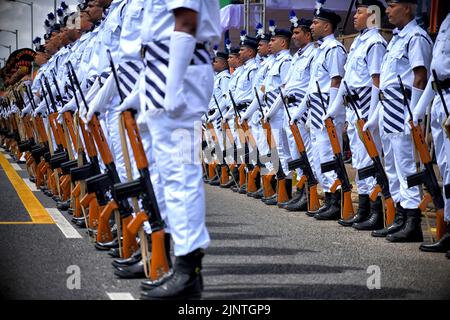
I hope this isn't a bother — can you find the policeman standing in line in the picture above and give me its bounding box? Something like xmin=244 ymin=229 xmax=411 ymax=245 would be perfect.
xmin=365 ymin=0 xmax=432 ymax=242
xmin=138 ymin=0 xmax=221 ymax=300
xmin=414 ymin=4 xmax=450 ymax=256
xmin=291 ymin=3 xmax=347 ymax=220
xmin=324 ymin=0 xmax=387 ymax=230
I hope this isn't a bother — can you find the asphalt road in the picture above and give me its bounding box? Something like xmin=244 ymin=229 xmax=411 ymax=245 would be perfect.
xmin=0 ymin=149 xmax=449 ymax=300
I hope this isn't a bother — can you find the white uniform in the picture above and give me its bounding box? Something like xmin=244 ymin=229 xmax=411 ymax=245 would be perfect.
xmin=307 ymin=34 xmax=347 ymax=192
xmin=139 ymin=0 xmax=220 ymax=256
xmin=379 ymin=19 xmax=432 ymax=209
xmin=339 ymin=28 xmax=386 ymax=195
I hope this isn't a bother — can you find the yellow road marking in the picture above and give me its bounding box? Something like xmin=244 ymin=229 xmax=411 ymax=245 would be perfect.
xmin=0 ymin=153 xmax=54 ymax=224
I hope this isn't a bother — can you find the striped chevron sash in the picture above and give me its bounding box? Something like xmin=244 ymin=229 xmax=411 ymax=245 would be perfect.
xmin=117 ymin=61 xmax=141 ymax=96
xmin=344 ymin=86 xmax=371 ymax=119
xmin=380 ymin=86 xmax=409 ymax=134
xmin=286 ymin=90 xmax=307 ymax=125
xmin=142 ymin=41 xmax=211 ymax=112
xmin=308 ymin=92 xmax=329 ymax=129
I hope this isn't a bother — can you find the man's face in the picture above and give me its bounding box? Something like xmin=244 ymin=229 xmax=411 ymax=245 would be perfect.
xmin=386 ymin=3 xmax=408 ymax=27
xmin=79 ymin=11 xmax=93 ymax=31
xmin=87 ymin=2 xmax=103 ymax=22
xmin=291 ymin=28 xmax=310 ymax=48
xmin=257 ymin=40 xmax=270 ymax=56
xmin=269 ymin=36 xmax=286 ymax=54
xmin=227 ymin=54 xmax=240 ymax=68
xmin=34 ymin=52 xmax=48 ymax=66
xmin=212 ymin=58 xmax=227 ymax=73
xmin=94 ymin=0 xmax=112 ymax=7
xmin=354 ymin=7 xmax=370 ymax=31
xmin=239 ymin=46 xmax=255 ymax=62
xmin=310 ymin=18 xmax=328 ymax=40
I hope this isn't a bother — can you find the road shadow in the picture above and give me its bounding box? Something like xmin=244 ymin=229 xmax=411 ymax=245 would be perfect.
xmin=209 ymin=232 xmax=275 ymax=241
xmin=205 ymin=246 xmax=316 ymax=256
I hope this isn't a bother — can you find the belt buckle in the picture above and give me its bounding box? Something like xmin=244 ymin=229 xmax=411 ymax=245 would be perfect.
xmin=379 ymin=92 xmax=385 ymax=101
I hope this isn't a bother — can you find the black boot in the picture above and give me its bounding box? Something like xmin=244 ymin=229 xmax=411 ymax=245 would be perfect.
xmin=353 ymin=196 xmax=384 ymax=231
xmin=386 ymin=208 xmax=423 ymax=243
xmin=247 ymin=187 xmax=264 ymax=199
xmin=419 ymin=226 xmax=450 ymax=253
xmin=262 ymin=194 xmax=278 ymax=206
xmin=279 ymin=188 xmax=304 ymax=209
xmin=239 ymin=183 xmax=247 ymax=194
xmin=208 ymin=175 xmax=220 ymax=186
xmin=112 ymin=250 xmax=142 ymax=268
xmin=315 ymin=190 xmax=341 ymax=220
xmin=57 ymin=200 xmax=70 ymax=211
xmin=140 ymin=248 xmax=204 ymax=300
xmin=306 ymin=192 xmax=332 ymax=217
xmin=371 ymin=203 xmax=406 ymax=238
xmin=338 ymin=194 xmax=370 ymax=227
xmin=285 ymin=188 xmax=307 ymax=212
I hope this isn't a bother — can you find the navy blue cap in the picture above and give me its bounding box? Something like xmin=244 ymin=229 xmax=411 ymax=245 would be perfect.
xmin=314 ymin=8 xmax=342 ymax=27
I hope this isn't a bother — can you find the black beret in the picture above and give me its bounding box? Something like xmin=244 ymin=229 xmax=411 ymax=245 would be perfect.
xmin=314 ymin=8 xmax=342 ymax=27
xmin=240 ymin=36 xmax=258 ymax=51
xmin=273 ymin=28 xmax=293 ymax=39
xmin=356 ymin=0 xmax=386 ymax=11
xmin=386 ymin=0 xmax=417 ymax=4
xmin=215 ymin=52 xmax=229 ymax=60
xmin=229 ymin=47 xmax=240 ymax=55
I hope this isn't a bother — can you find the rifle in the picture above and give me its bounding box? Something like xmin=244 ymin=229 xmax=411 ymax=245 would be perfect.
xmin=316 ymin=81 xmax=354 ymax=220
xmin=397 ymin=75 xmax=446 ymax=240
xmin=67 ymin=60 xmax=134 ymax=244
xmin=280 ymin=89 xmax=320 ymax=211
xmin=254 ymin=87 xmax=277 ymax=198
xmin=107 ymin=50 xmax=169 ymax=278
xmin=343 ymin=81 xmax=395 ymax=226
xmin=259 ymin=89 xmax=291 ymax=204
xmin=228 ymin=90 xmax=250 ymax=188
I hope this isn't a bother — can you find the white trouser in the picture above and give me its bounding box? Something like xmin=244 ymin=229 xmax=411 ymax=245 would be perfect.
xmin=139 ymin=119 xmax=168 ymax=234
xmin=381 ymin=130 xmax=420 ymax=209
xmin=309 ymin=117 xmax=344 ymax=193
xmin=430 ymin=94 xmax=450 ymax=222
xmin=269 ymin=109 xmax=292 ymax=178
xmin=346 ymin=109 xmax=377 ymax=195
xmin=283 ymin=108 xmax=313 ymax=180
xmin=144 ymin=64 xmax=212 ymax=256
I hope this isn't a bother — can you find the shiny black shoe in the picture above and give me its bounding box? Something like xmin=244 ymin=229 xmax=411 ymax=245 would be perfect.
xmin=75 ymin=219 xmax=86 ymax=228
xmin=306 ymin=192 xmax=332 ymax=217
xmin=261 ymin=194 xmax=277 ymax=205
xmin=112 ymin=250 xmax=142 ymax=268
xmin=52 ymin=195 xmax=62 ymax=202
xmin=315 ymin=191 xmax=341 ymax=221
xmin=57 ymin=200 xmax=70 ymax=211
xmin=208 ymin=175 xmax=220 ymax=186
xmin=247 ymin=187 xmax=263 ymax=199
xmin=140 ymin=249 xmax=204 ymax=300
xmin=220 ymin=179 xmax=235 ymax=189
xmin=419 ymin=229 xmax=450 ymax=253
xmin=386 ymin=209 xmax=423 ymax=243
xmin=279 ymin=189 xmax=303 ymax=209
xmin=372 ymin=203 xmax=406 ymax=238
xmin=238 ymin=184 xmax=247 ymax=194
xmin=29 ymin=176 xmax=36 ymax=183
xmin=285 ymin=191 xmax=307 ymax=212
xmin=108 ymin=248 xmax=121 ymax=258
xmin=95 ymin=237 xmax=120 ymax=251
xmin=140 ymin=269 xmax=175 ymax=291
xmin=114 ymin=260 xmax=146 ymax=279
xmin=352 ymin=196 xmax=384 ymax=231
xmin=231 ymin=185 xmax=240 ymax=193
xmin=67 ymin=208 xmax=74 ymax=215
xmin=338 ymin=194 xmax=370 ymax=227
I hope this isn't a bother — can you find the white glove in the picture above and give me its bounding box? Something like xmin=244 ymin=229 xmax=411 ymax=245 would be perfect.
xmin=58 ymin=97 xmax=77 ymax=114
xmin=86 ymin=74 xmax=116 ymax=121
xmin=241 ymin=95 xmax=259 ymax=123
xmin=264 ymin=94 xmax=283 ymax=122
xmin=363 ymin=101 xmax=380 ymax=132
xmin=116 ymin=84 xmax=140 ymax=113
xmin=290 ymin=96 xmax=307 ymax=125
xmin=367 ymin=85 xmax=380 ymax=121
xmin=323 ymin=85 xmax=343 ymax=121
xmin=411 ymin=81 xmax=433 ymax=127
xmin=328 ymin=87 xmax=339 ymax=109
xmin=164 ymin=31 xmax=196 ymax=119
xmin=34 ymin=100 xmax=48 ymax=117
xmin=223 ymin=108 xmax=234 ymax=121
xmin=21 ymin=104 xmax=32 ymax=117
xmin=57 ymin=112 xmax=64 ymax=124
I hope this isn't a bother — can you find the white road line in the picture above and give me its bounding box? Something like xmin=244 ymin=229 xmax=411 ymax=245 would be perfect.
xmin=11 ymin=163 xmax=22 ymax=171
xmin=4 ymin=153 xmax=11 ymax=159
xmin=106 ymin=292 xmax=135 ymax=300
xmin=45 ymin=208 xmax=82 ymax=239
xmin=23 ymin=178 xmax=38 ymax=192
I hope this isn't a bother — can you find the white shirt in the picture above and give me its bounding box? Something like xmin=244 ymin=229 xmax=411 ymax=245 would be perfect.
xmin=284 ymin=42 xmax=315 ymax=95
xmin=431 ymin=13 xmax=450 ymax=81
xmin=380 ymin=19 xmax=433 ymax=90
xmin=208 ymin=69 xmax=230 ymax=111
xmin=264 ymin=49 xmax=292 ymax=93
xmin=308 ymin=34 xmax=347 ymax=94
xmin=254 ymin=54 xmax=275 ymax=92
xmin=140 ymin=0 xmax=221 ymax=45
xmin=344 ymin=28 xmax=386 ymax=89
xmin=119 ymin=0 xmax=145 ymax=63
xmin=234 ymin=57 xmax=258 ymax=104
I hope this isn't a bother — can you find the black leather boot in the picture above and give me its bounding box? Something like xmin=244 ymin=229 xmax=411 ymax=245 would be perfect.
xmin=209 ymin=175 xmax=220 ymax=186
xmin=285 ymin=188 xmax=307 ymax=212
xmin=247 ymin=187 xmax=264 ymax=199
xmin=95 ymin=237 xmax=121 ymax=251
xmin=238 ymin=183 xmax=247 ymax=194
xmin=306 ymin=192 xmax=332 ymax=217
xmin=419 ymin=226 xmax=450 ymax=253
xmin=371 ymin=203 xmax=406 ymax=238
xmin=57 ymin=200 xmax=70 ymax=211
xmin=338 ymin=194 xmax=370 ymax=227
xmin=315 ymin=190 xmax=341 ymax=220
xmin=353 ymin=196 xmax=384 ymax=231
xmin=262 ymin=194 xmax=278 ymax=206
xmin=279 ymin=188 xmax=304 ymax=209
xmin=386 ymin=208 xmax=423 ymax=243
xmin=140 ymin=248 xmax=204 ymax=300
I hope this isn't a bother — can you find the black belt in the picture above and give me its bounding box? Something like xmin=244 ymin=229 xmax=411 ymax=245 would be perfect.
xmin=432 ymin=77 xmax=450 ymax=92
xmin=236 ymin=103 xmax=249 ymax=112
